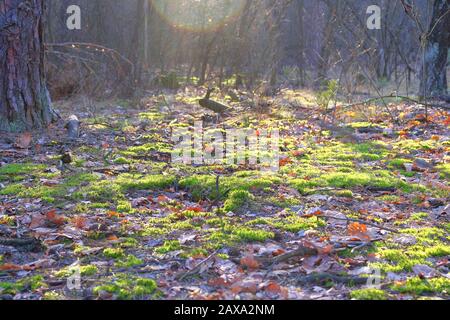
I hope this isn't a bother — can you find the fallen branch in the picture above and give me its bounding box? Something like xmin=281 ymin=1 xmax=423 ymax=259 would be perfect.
xmin=176 ymin=250 xmax=219 ymax=281
xmin=272 ymin=245 xmax=318 ymax=265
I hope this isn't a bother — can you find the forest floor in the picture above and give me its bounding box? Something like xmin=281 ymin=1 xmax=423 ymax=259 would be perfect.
xmin=0 ymin=87 xmax=449 ymax=300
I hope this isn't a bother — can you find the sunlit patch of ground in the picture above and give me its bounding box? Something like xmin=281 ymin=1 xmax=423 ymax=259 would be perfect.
xmin=0 ymin=89 xmax=449 ymax=300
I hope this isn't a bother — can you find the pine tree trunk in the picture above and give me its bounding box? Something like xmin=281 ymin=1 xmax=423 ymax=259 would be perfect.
xmin=0 ymin=0 xmax=55 ymax=132
xmin=419 ymin=0 xmax=449 ymax=98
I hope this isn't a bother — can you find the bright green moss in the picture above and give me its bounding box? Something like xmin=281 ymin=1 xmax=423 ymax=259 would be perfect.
xmin=119 ymin=238 xmax=139 ymax=248
xmin=43 ymin=291 xmax=63 ymax=300
xmin=0 ymin=183 xmax=24 ymax=195
xmin=350 ymin=288 xmax=387 ymax=300
xmin=116 ymin=174 xmax=175 ymax=191
xmin=290 ymin=170 xmax=422 ymax=194
xmin=93 ymin=275 xmax=157 ymax=300
xmin=155 ymin=240 xmax=181 ymax=254
xmin=0 ymin=163 xmax=45 ymax=175
xmin=388 ymin=158 xmax=412 ymax=169
xmin=113 ymin=157 xmax=131 ymax=165
xmin=233 ymin=227 xmax=274 ymax=242
xmin=223 ymin=190 xmax=254 ymax=212
xmin=103 ymin=248 xmax=125 ymax=259
xmin=115 ymin=255 xmax=143 ymax=268
xmin=409 ymin=212 xmax=428 ymax=221
xmin=437 ymin=163 xmax=450 ymax=180
xmin=392 ymin=277 xmax=450 ymax=295
xmin=55 ymin=265 xmax=98 ymax=278
xmin=372 ymin=226 xmax=450 ymax=272
xmin=121 ymin=142 xmax=172 ymax=157
xmin=180 ymin=174 xmax=280 ymax=201
xmin=73 ymin=180 xmax=124 ymax=202
xmin=0 ymin=275 xmax=46 ymax=295
xmin=393 ymin=139 xmax=439 ymax=153
xmin=117 ymin=200 xmax=133 ymax=213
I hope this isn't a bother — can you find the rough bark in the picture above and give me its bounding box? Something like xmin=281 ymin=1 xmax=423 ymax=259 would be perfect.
xmin=0 ymin=0 xmax=55 ymax=132
xmin=419 ymin=0 xmax=449 ymax=98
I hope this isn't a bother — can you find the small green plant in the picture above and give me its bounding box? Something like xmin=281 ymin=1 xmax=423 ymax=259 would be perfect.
xmin=315 ymin=79 xmax=338 ymax=110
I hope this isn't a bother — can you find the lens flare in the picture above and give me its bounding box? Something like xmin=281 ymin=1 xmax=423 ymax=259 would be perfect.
xmin=151 ymin=0 xmax=246 ymax=32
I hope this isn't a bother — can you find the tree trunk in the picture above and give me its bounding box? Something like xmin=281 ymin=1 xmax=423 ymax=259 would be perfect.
xmin=0 ymin=0 xmax=55 ymax=132
xmin=419 ymin=0 xmax=449 ymax=98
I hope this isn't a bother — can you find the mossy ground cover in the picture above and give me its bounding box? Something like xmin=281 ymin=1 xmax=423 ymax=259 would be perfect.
xmin=0 ymin=89 xmax=448 ymax=300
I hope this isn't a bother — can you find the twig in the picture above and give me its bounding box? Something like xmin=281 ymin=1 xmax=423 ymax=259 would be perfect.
xmin=176 ymin=250 xmax=219 ymax=281
xmin=269 ymin=245 xmax=318 ymax=266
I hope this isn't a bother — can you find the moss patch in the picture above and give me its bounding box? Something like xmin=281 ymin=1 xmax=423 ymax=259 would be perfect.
xmin=93 ymin=274 xmax=158 ymax=300
xmin=391 ymin=277 xmax=450 ymax=295
xmin=350 ymin=288 xmax=387 ymax=300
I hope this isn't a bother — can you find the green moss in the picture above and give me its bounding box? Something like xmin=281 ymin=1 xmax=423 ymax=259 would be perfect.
xmin=392 ymin=277 xmax=450 ymax=295
xmin=180 ymin=174 xmax=279 ymax=201
xmin=103 ymin=248 xmax=125 ymax=259
xmin=223 ymin=190 xmax=254 ymax=212
xmin=217 ymin=253 xmax=229 ymax=260
xmin=113 ymin=157 xmax=131 ymax=165
xmin=115 ymin=255 xmax=143 ymax=268
xmin=388 ymin=158 xmax=412 ymax=169
xmin=73 ymin=180 xmax=124 ymax=202
xmin=64 ymin=173 xmax=97 ymax=187
xmin=437 ymin=163 xmax=450 ymax=180
xmin=409 ymin=212 xmax=428 ymax=221
xmin=155 ymin=240 xmax=181 ymax=254
xmin=121 ymin=142 xmax=172 ymax=158
xmin=272 ymin=215 xmax=325 ymax=233
xmin=393 ymin=139 xmax=439 ymax=153
xmin=117 ymin=200 xmax=133 ymax=213
xmin=93 ymin=274 xmax=157 ymax=300
xmin=0 ymin=275 xmax=46 ymax=295
xmin=347 ymin=122 xmax=386 ymax=129
xmin=182 ymin=248 xmax=209 ymax=258
xmin=372 ymin=226 xmax=450 ymax=272
xmin=233 ymin=227 xmax=274 ymax=242
xmin=0 ymin=163 xmax=45 ymax=175
xmin=43 ymin=291 xmax=63 ymax=300
xmin=0 ymin=183 xmax=25 ymax=195
xmin=116 ymin=174 xmax=175 ymax=191
xmin=332 ymin=189 xmax=354 ymax=198
xmin=350 ymin=288 xmax=387 ymax=300
xmin=290 ymin=170 xmax=422 ymax=194
xmin=138 ymin=111 xmax=165 ymax=121
xmin=55 ymin=265 xmax=98 ymax=278
xmin=119 ymin=238 xmax=139 ymax=248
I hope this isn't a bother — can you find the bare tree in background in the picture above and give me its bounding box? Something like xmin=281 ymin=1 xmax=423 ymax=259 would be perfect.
xmin=419 ymin=0 xmax=449 ymax=98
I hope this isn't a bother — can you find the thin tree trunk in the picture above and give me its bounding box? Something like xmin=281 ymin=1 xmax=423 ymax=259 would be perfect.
xmin=0 ymin=0 xmax=55 ymax=132
xmin=419 ymin=0 xmax=449 ymax=98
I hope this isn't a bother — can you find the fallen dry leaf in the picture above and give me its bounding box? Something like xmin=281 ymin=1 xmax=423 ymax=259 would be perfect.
xmin=15 ymin=132 xmax=32 ymax=149
xmin=240 ymin=254 xmax=260 ymax=270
